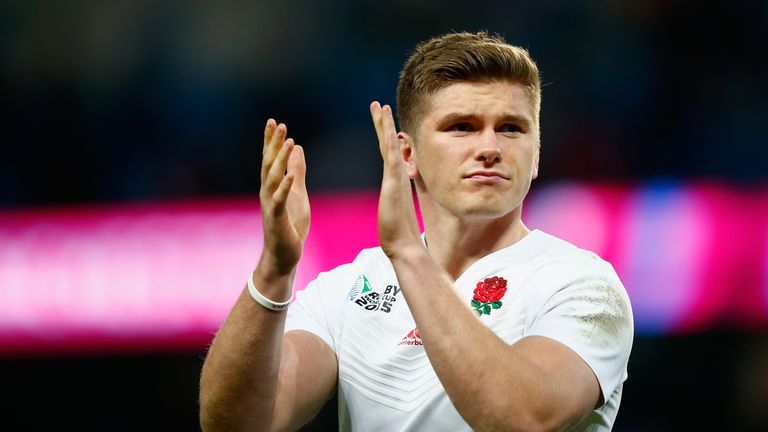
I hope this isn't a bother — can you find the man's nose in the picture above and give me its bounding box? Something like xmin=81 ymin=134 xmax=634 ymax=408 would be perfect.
xmin=476 ymin=130 xmax=502 ymax=163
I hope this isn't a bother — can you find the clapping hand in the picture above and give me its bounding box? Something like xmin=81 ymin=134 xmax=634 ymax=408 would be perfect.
xmin=369 ymin=102 xmax=422 ymax=259
xmin=258 ymin=119 xmax=310 ymax=278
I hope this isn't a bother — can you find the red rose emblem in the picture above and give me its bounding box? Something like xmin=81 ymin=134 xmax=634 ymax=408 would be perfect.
xmin=473 ymin=276 xmax=507 ymax=302
xmin=471 ymin=276 xmax=508 ymax=316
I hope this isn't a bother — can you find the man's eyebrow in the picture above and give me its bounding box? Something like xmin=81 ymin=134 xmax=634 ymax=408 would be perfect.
xmin=437 ymin=112 xmax=476 ymax=124
xmin=437 ymin=112 xmax=533 ymax=128
xmin=497 ymin=113 xmax=532 ymax=126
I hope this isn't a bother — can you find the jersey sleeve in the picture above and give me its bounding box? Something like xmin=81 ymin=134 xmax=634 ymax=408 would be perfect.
xmin=524 ymin=262 xmax=634 ymax=405
xmin=284 ymin=263 xmax=358 ymax=353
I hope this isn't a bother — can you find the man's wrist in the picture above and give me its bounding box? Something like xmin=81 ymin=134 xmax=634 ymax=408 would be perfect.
xmin=248 ymin=274 xmax=292 ymax=311
xmin=255 ymin=250 xmax=298 ymax=280
xmin=251 ymin=258 xmax=296 ymax=303
xmin=387 ymin=242 xmax=429 ymax=265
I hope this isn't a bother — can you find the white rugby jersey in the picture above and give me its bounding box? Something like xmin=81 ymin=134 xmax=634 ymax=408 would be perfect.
xmin=285 ymin=230 xmax=634 ymax=431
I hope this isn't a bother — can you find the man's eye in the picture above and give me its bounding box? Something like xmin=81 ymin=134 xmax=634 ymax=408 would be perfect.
xmin=450 ymin=123 xmax=472 ymax=132
xmin=500 ymin=124 xmax=521 ymax=133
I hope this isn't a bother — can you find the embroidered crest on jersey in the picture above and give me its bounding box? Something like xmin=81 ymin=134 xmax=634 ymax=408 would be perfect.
xmin=398 ymin=326 xmax=423 ymax=346
xmin=348 ymin=274 xmax=401 ymax=313
xmin=471 ymin=276 xmax=508 ymax=316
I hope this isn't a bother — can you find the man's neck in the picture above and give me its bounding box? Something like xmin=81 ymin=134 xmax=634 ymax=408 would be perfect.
xmin=421 ymin=209 xmax=530 ymax=281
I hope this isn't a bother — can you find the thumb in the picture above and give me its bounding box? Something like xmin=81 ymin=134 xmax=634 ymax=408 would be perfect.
xmin=287 ymin=145 xmax=307 ymax=190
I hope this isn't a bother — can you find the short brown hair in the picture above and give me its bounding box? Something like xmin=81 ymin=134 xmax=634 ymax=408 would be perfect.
xmin=396 ymin=31 xmax=541 ymax=136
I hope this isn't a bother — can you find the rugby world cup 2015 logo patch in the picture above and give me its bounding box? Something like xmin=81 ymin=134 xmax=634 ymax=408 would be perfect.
xmin=348 ymin=274 xmax=373 ymax=300
xmin=348 ymin=274 xmax=400 ymax=314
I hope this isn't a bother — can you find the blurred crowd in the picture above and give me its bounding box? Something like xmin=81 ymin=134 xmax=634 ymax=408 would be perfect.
xmin=1 ymin=1 xmax=766 ymax=208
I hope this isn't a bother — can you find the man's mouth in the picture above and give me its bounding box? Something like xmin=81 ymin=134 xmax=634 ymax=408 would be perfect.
xmin=465 ymin=171 xmax=509 ymax=185
xmin=465 ymin=171 xmax=508 ymax=184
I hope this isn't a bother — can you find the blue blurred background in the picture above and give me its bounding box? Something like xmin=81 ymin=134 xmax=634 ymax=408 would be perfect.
xmin=1 ymin=1 xmax=767 ymax=430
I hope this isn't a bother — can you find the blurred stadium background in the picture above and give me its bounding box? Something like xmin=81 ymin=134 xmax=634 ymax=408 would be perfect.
xmin=1 ymin=1 xmax=767 ymax=430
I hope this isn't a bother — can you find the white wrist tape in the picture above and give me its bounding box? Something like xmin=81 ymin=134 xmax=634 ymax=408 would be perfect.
xmin=247 ymin=275 xmax=291 ymax=311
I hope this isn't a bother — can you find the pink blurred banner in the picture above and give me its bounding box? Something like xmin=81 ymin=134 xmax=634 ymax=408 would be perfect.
xmin=0 ymin=184 xmax=766 ymax=355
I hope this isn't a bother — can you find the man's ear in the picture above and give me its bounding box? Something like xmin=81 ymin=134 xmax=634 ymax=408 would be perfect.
xmin=532 ymin=148 xmax=540 ymax=180
xmin=398 ymin=132 xmax=418 ymax=179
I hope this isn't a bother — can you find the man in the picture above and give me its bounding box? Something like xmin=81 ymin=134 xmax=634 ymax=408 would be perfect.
xmin=200 ymin=32 xmax=633 ymax=431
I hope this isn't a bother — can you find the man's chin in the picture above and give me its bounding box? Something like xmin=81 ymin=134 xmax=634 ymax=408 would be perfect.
xmin=459 ymin=203 xmax=519 ymax=220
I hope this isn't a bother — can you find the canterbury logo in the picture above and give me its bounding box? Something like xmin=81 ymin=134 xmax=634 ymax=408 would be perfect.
xmin=398 ymin=327 xmax=423 ymax=346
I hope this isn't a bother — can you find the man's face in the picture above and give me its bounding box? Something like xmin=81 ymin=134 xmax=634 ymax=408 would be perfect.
xmin=402 ymin=80 xmax=540 ymax=221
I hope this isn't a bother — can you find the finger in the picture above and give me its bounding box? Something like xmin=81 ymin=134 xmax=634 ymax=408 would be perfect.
xmin=266 ymin=138 xmax=294 ymax=191
xmin=263 ymin=118 xmax=277 ymax=155
xmin=262 ymin=123 xmax=288 ymax=182
xmin=272 ymin=173 xmax=295 ymax=214
xmin=377 ymin=105 xmax=401 ymax=171
xmin=287 ymin=144 xmax=307 ymax=191
xmin=266 ymin=123 xmax=287 ymax=167
xmin=381 ymin=105 xmax=399 ymax=163
xmin=369 ymin=101 xmax=386 ymax=153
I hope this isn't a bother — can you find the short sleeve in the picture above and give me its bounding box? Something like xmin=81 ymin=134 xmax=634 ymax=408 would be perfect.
xmin=525 ymin=276 xmax=634 ymax=404
xmin=284 ymin=263 xmax=358 ymax=353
